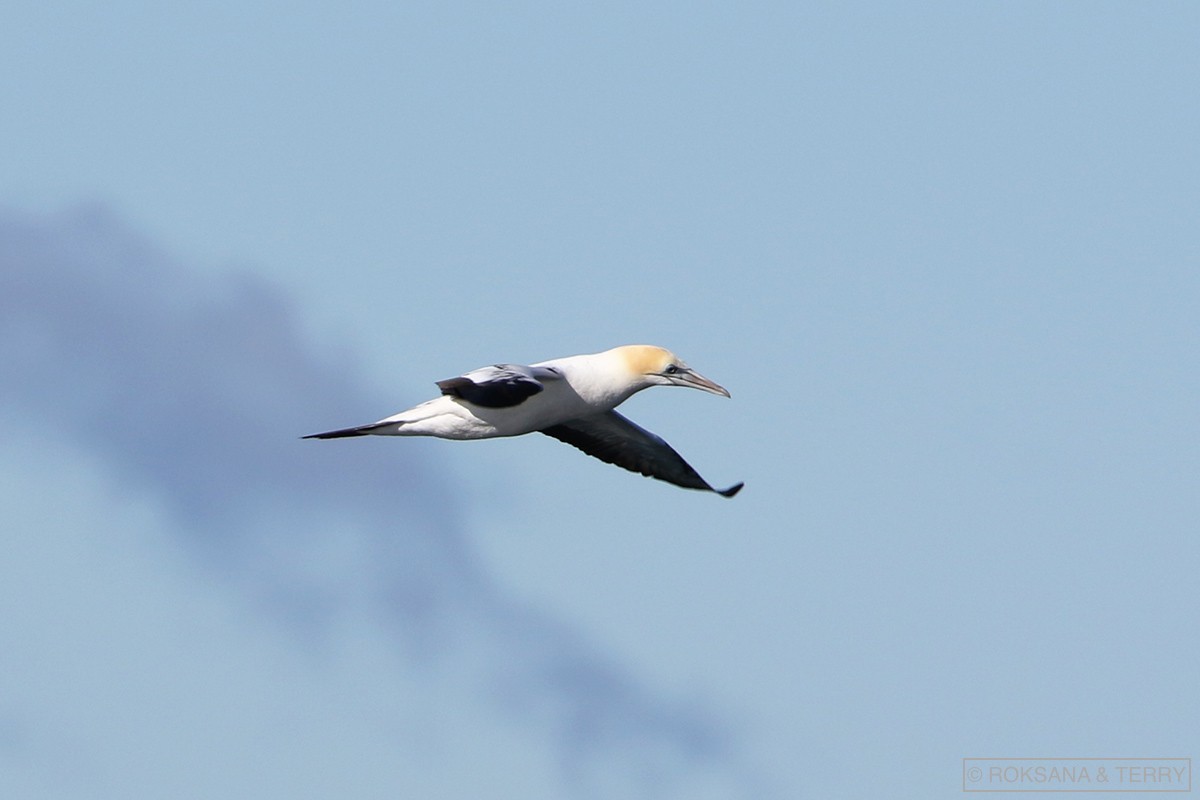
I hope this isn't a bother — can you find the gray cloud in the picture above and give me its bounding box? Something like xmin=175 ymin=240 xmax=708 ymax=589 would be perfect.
xmin=0 ymin=205 xmax=770 ymax=798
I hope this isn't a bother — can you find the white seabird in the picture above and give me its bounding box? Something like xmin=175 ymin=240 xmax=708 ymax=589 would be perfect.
xmin=304 ymin=345 xmax=743 ymax=497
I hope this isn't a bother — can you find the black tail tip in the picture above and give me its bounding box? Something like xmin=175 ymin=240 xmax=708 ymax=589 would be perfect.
xmin=717 ymin=482 xmax=744 ymax=498
xmin=301 ymin=428 xmax=369 ymax=439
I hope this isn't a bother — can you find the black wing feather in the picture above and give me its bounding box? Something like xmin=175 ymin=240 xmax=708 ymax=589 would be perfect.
xmin=541 ymin=411 xmax=743 ymax=497
xmin=436 ymin=366 xmax=545 ymax=408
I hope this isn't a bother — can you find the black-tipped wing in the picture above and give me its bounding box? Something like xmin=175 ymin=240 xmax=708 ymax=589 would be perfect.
xmin=541 ymin=411 xmax=743 ymax=497
xmin=436 ymin=364 xmax=560 ymax=408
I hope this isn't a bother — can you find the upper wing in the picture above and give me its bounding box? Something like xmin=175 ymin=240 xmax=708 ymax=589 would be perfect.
xmin=436 ymin=364 xmax=562 ymax=409
xmin=540 ymin=411 xmax=743 ymax=497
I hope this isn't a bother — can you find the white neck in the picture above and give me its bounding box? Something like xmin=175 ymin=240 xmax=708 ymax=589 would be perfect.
xmin=538 ymin=350 xmax=648 ymax=409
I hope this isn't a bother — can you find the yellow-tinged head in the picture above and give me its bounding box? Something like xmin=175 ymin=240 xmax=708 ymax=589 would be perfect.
xmin=611 ymin=345 xmax=731 ymax=397
xmin=616 ymin=344 xmax=677 ymax=376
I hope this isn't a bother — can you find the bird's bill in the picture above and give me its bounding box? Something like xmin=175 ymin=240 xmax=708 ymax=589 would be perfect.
xmin=671 ymin=369 xmax=731 ymax=397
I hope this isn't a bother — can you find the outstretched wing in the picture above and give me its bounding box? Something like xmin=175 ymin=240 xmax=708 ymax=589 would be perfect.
xmin=541 ymin=411 xmax=743 ymax=497
xmin=436 ymin=364 xmax=561 ymax=409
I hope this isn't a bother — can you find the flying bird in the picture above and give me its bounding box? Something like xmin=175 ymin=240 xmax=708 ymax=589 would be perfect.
xmin=304 ymin=345 xmax=743 ymax=497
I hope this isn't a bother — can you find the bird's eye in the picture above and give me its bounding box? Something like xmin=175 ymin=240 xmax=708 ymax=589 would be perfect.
xmin=664 ymin=364 xmax=680 ymax=375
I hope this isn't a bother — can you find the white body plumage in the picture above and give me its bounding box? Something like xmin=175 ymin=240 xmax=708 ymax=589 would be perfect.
xmin=305 ymin=345 xmax=742 ymax=496
xmin=365 ymin=348 xmax=655 ymax=439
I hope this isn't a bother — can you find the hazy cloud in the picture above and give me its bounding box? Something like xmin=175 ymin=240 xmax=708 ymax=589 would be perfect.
xmin=0 ymin=205 xmax=768 ymax=798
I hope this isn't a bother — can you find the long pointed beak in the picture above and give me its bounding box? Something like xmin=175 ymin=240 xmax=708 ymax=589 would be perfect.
xmin=673 ymin=368 xmax=731 ymax=397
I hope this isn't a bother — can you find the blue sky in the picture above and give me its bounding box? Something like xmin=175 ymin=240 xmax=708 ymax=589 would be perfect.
xmin=2 ymin=3 xmax=1198 ymax=797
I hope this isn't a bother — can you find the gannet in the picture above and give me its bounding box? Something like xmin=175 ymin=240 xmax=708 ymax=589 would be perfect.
xmin=304 ymin=345 xmax=743 ymax=497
